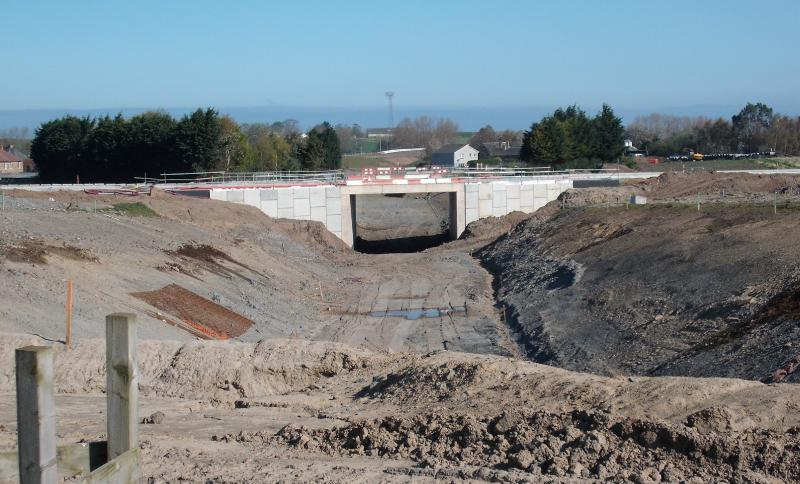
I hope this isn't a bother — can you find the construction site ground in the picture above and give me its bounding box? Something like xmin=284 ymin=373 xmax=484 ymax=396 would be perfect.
xmin=1 ymin=171 xmax=799 ymax=482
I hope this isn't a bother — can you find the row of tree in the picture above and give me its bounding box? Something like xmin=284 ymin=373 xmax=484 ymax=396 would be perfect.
xmin=626 ymin=103 xmax=800 ymax=156
xmin=390 ymin=116 xmax=461 ymax=156
xmin=519 ymin=104 xmax=625 ymax=166
xmin=30 ymin=110 xmax=341 ymax=182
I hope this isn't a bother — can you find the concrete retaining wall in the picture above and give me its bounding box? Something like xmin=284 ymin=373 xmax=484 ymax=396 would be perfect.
xmin=210 ymin=178 xmax=571 ymax=247
xmin=210 ymin=185 xmax=344 ymax=240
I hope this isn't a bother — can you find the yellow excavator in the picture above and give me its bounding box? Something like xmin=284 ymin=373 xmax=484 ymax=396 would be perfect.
xmin=689 ymin=151 xmax=704 ymax=161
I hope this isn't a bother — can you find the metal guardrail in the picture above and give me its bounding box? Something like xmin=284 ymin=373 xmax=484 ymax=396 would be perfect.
xmin=136 ymin=170 xmax=346 ymax=185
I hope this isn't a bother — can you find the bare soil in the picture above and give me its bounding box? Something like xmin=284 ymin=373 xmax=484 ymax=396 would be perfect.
xmin=477 ymin=173 xmax=800 ymax=383
xmin=0 ymin=334 xmax=798 ymax=482
xmin=1 ymin=173 xmax=799 ymax=482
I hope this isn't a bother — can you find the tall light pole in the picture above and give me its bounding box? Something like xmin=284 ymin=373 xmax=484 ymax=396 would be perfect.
xmin=385 ymin=91 xmax=395 ymax=128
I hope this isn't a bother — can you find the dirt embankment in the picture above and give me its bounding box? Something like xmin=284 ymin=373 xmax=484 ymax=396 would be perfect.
xmin=0 ymin=188 xmax=511 ymax=356
xmin=477 ymin=174 xmax=800 ymax=382
xmin=1 ymin=335 xmax=798 ymax=482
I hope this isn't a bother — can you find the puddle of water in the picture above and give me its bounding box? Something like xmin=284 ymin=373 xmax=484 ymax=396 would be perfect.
xmin=368 ymin=307 xmax=466 ymax=320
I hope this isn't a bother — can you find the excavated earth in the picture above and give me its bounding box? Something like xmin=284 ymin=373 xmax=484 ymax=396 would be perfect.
xmin=0 ymin=171 xmax=798 ymax=482
xmin=477 ymin=173 xmax=800 ymax=383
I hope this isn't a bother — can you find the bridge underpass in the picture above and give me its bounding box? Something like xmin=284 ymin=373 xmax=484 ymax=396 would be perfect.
xmin=208 ymin=176 xmax=572 ymax=249
xmin=352 ymin=192 xmax=452 ymax=253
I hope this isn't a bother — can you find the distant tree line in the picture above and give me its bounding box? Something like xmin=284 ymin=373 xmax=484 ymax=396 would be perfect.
xmin=0 ymin=127 xmax=32 ymax=154
xmin=626 ymin=103 xmax=800 ymax=156
xmin=519 ymin=104 xmax=625 ymax=167
xmin=30 ymin=109 xmax=341 ymax=182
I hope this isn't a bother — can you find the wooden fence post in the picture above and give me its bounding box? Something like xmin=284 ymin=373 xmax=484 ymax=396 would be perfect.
xmin=65 ymin=280 xmax=73 ymax=347
xmin=15 ymin=346 xmax=57 ymax=484
xmin=105 ymin=314 xmax=138 ymax=460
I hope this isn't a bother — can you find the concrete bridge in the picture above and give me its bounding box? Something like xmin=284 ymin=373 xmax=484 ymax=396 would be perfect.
xmin=208 ymin=176 xmax=572 ymax=247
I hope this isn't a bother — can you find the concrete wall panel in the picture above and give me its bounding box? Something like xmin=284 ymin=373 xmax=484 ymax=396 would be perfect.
xmin=260 ymin=200 xmax=278 ymax=218
xmin=277 ymin=207 xmax=294 ymax=219
xmin=466 ymin=207 xmax=479 ymax=224
xmin=310 ymin=187 xmax=326 ymax=207
xmin=310 ymin=206 xmax=327 ymax=223
xmin=326 ymin=195 xmax=342 ymax=215
xmin=210 ymin=190 xmax=226 ymax=201
xmin=478 ymin=183 xmax=492 ymax=200
xmin=479 ymin=199 xmax=493 ymax=218
xmin=244 ymin=189 xmax=260 ymax=206
xmin=293 ymin=187 xmax=309 ymax=199
xmin=533 ymin=184 xmax=548 ymax=200
xmin=506 ymin=184 xmax=520 ymax=199
xmin=260 ymin=189 xmax=278 ymax=201
xmin=277 ymin=189 xmax=293 ymax=209
xmin=465 ymin=189 xmax=479 ymax=209
xmin=520 ymin=186 xmax=534 ymax=208
xmin=227 ymin=190 xmax=244 ymax=202
xmin=326 ymin=214 xmax=342 ymax=232
xmin=507 ymin=196 xmax=521 ymax=212
xmin=492 ymin=192 xmax=506 ymax=208
xmin=293 ymin=198 xmax=310 ymax=218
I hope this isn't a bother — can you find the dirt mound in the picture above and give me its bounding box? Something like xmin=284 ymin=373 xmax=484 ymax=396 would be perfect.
xmin=557 ymin=186 xmax=640 ymax=208
xmin=272 ymin=408 xmax=800 ymax=481
xmin=0 ymin=334 xmax=380 ymax=403
xmin=276 ymin=219 xmax=350 ymax=254
xmin=0 ymin=239 xmax=98 ymax=264
xmin=634 ymin=171 xmax=800 ymax=199
xmin=460 ymin=211 xmax=532 ymax=242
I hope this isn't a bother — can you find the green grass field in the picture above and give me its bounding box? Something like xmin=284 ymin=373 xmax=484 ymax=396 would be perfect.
xmin=341 ymin=156 xmax=392 ymax=169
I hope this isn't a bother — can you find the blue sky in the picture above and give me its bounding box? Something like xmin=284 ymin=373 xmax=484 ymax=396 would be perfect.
xmin=1 ymin=0 xmax=798 ymax=129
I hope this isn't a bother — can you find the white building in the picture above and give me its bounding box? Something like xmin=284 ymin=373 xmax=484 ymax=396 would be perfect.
xmin=431 ymin=144 xmax=479 ymax=168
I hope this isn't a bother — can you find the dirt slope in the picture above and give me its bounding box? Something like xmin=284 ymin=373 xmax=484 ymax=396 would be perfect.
xmin=477 ymin=177 xmax=800 ymax=382
xmin=0 ymin=189 xmax=511 ymax=356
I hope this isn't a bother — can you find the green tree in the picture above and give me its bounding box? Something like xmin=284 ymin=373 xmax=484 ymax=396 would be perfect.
xmin=469 ymin=124 xmax=497 ymax=154
xmin=30 ymin=115 xmax=94 ymax=182
xmin=127 ymin=111 xmax=178 ymax=177
xmin=217 ymin=115 xmax=250 ymax=171
xmin=86 ymin=114 xmax=129 ymax=181
xmin=174 ymin=108 xmax=222 ymax=172
xmin=732 ymin=102 xmax=773 ymax=152
xmin=301 ymin=122 xmax=340 ymax=169
xmin=591 ymin=104 xmax=625 ymax=162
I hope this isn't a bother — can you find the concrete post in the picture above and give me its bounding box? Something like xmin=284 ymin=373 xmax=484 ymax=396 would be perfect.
xmin=105 ymin=314 xmax=138 ymax=460
xmin=339 ymin=194 xmax=357 ymax=248
xmin=448 ymin=186 xmax=466 ymax=240
xmin=15 ymin=346 xmax=57 ymax=484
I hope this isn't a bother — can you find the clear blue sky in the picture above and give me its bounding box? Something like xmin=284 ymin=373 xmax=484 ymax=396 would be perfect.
xmin=1 ymin=0 xmax=798 ymax=128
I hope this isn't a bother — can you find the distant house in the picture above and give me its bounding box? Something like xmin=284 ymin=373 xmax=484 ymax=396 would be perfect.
xmin=481 ymin=141 xmax=522 ymax=161
xmin=623 ymin=139 xmax=646 ymax=157
xmin=366 ymin=128 xmax=393 ymax=139
xmin=0 ymin=146 xmax=24 ymax=174
xmin=431 ymin=143 xmax=479 ymax=168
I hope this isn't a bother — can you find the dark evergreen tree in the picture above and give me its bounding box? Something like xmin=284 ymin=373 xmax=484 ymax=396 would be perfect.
xmin=591 ymin=104 xmax=625 ymax=162
xmin=30 ymin=115 xmax=94 ymax=182
xmin=174 ymin=108 xmax=222 ymax=172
